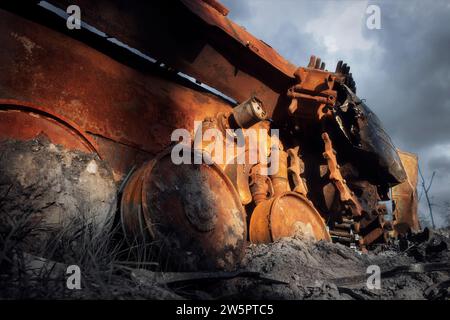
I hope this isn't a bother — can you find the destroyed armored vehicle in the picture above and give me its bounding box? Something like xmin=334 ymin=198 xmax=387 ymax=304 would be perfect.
xmin=0 ymin=0 xmax=419 ymax=271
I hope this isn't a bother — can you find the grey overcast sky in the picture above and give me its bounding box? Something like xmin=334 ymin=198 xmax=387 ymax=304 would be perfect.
xmin=221 ymin=0 xmax=450 ymax=226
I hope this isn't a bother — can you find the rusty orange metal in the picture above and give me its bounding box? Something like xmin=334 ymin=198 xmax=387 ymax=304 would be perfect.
xmin=287 ymin=66 xmax=337 ymax=115
xmin=0 ymin=0 xmax=415 ymax=259
xmin=249 ymin=192 xmax=331 ymax=243
xmin=287 ymin=147 xmax=309 ymax=196
xmin=192 ymin=104 xmax=272 ymax=206
xmin=321 ymin=132 xmax=363 ymax=217
xmin=392 ymin=150 xmax=420 ymax=234
xmin=249 ymin=163 xmax=274 ymax=205
xmin=120 ymin=165 xmax=148 ymax=246
xmin=200 ymin=0 xmax=230 ymax=16
xmin=0 ymin=100 xmax=99 ymax=154
xmin=0 ymin=8 xmax=234 ymax=179
xmin=287 ymin=57 xmax=337 ymax=118
xmin=270 ymin=150 xmax=290 ymax=196
xmin=121 ymin=146 xmax=247 ymax=271
xmin=180 ymin=0 xmax=297 ymax=77
xmin=4 ymin=0 xmax=296 ymax=119
xmin=250 ymin=142 xmax=330 ymax=243
xmin=223 ymin=161 xmax=253 ymax=205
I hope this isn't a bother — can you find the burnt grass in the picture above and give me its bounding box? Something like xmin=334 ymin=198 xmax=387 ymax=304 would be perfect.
xmin=0 ymin=137 xmax=449 ymax=300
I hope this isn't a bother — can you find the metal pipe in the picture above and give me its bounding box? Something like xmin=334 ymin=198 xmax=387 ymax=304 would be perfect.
xmin=231 ymin=96 xmax=266 ymax=129
xmin=270 ymin=150 xmax=290 ymax=196
xmin=330 ymin=230 xmax=353 ymax=238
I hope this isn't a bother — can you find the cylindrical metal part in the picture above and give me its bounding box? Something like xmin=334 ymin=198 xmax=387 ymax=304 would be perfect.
xmin=250 ymin=164 xmax=272 ymax=205
xmin=341 ymin=218 xmax=360 ymax=233
xmin=330 ymin=229 xmax=353 ymax=238
xmin=231 ymin=96 xmax=266 ymax=128
xmin=331 ymin=236 xmax=353 ymax=244
xmin=121 ymin=146 xmax=247 ymax=271
xmin=271 ymin=150 xmax=290 ymax=196
xmin=334 ymin=222 xmax=352 ymax=230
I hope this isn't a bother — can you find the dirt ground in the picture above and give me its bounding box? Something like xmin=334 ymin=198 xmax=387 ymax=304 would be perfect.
xmin=0 ymin=137 xmax=449 ymax=300
xmin=224 ymin=231 xmax=450 ymax=300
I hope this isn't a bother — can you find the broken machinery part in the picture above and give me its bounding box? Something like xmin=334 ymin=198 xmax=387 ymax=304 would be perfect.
xmin=287 ymin=146 xmax=308 ymax=196
xmin=249 ymin=142 xmax=331 ymax=243
xmin=392 ymin=150 xmax=420 ymax=235
xmin=249 ymin=191 xmax=331 ymax=244
xmin=231 ymin=96 xmax=267 ymax=129
xmin=121 ymin=145 xmax=247 ymax=271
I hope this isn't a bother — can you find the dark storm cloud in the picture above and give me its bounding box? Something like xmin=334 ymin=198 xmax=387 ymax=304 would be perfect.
xmin=262 ymin=21 xmax=328 ymax=67
xmin=223 ymin=0 xmax=328 ymax=66
xmin=363 ymin=0 xmax=450 ymax=151
xmin=362 ymin=1 xmax=450 ymax=225
xmin=429 ymin=154 xmax=450 ymax=177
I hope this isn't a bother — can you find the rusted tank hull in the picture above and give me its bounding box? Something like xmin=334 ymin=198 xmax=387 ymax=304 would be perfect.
xmin=0 ymin=0 xmax=297 ymax=125
xmin=36 ymin=0 xmax=296 ymax=119
xmin=0 ymin=102 xmax=97 ymax=154
xmin=0 ymin=8 xmax=234 ymax=180
xmin=0 ymin=0 xmax=414 ymax=266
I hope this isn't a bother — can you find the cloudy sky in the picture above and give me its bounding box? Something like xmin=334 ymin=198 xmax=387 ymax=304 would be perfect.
xmin=222 ymin=0 xmax=450 ymax=226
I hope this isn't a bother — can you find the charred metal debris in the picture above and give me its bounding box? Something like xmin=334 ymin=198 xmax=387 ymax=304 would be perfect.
xmin=0 ymin=0 xmax=422 ymax=272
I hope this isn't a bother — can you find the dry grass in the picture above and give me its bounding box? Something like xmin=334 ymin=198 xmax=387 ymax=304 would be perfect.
xmin=0 ymin=184 xmax=169 ymax=299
